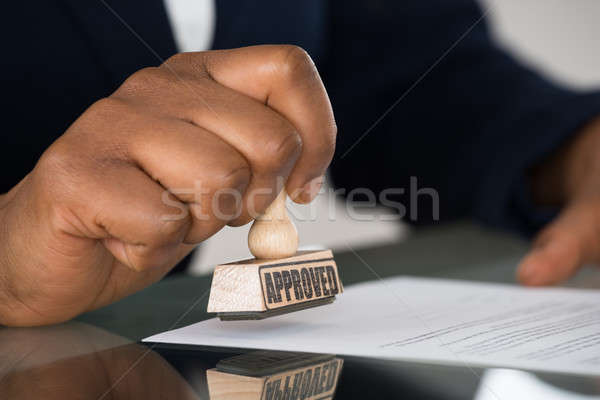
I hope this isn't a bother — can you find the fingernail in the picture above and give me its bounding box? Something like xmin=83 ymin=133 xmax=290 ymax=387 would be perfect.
xmin=298 ymin=176 xmax=324 ymax=203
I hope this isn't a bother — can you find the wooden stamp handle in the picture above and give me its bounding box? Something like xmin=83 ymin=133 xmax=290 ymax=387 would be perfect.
xmin=248 ymin=190 xmax=298 ymax=259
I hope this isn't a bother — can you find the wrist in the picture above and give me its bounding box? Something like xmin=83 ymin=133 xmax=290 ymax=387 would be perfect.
xmin=0 ymin=215 xmax=14 ymax=326
xmin=0 ymin=192 xmax=22 ymax=326
xmin=530 ymin=147 xmax=568 ymax=206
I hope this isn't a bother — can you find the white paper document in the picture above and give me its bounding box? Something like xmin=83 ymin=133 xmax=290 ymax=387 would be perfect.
xmin=144 ymin=277 xmax=600 ymax=376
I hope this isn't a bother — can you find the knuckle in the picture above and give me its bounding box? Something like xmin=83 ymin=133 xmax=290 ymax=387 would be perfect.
xmin=214 ymin=162 xmax=251 ymax=191
xmin=162 ymin=52 xmax=209 ymax=77
xmin=36 ymin=143 xmax=79 ymax=189
xmin=85 ymin=97 xmax=129 ymax=119
xmin=74 ymin=98 xmax=129 ymax=137
xmin=118 ymin=67 xmax=170 ymax=95
xmin=37 ymin=143 xmax=71 ymax=175
xmin=312 ymin=144 xmax=335 ymax=168
xmin=260 ymin=129 xmax=303 ymax=172
xmin=156 ymin=215 xmax=190 ymax=245
xmin=328 ymin=119 xmax=338 ymax=147
xmin=126 ymin=246 xmax=162 ymax=271
xmin=277 ymin=45 xmax=317 ymax=81
xmin=163 ymin=52 xmax=190 ymax=67
xmin=314 ymin=126 xmax=337 ymax=164
xmin=46 ymin=202 xmax=79 ymax=235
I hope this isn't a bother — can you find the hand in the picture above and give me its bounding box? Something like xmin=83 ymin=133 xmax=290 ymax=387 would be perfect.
xmin=518 ymin=115 xmax=600 ymax=285
xmin=0 ymin=45 xmax=336 ymax=326
xmin=0 ymin=322 xmax=199 ymax=399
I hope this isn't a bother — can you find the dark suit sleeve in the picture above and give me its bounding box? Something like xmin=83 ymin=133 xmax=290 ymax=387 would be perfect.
xmin=321 ymin=0 xmax=600 ymax=235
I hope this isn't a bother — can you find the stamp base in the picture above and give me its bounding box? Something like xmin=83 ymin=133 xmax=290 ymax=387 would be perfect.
xmin=217 ymin=296 xmax=336 ymax=321
xmin=207 ymin=250 xmax=343 ymax=316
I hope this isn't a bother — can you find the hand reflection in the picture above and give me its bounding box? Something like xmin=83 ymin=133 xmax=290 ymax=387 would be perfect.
xmin=0 ymin=322 xmax=198 ymax=399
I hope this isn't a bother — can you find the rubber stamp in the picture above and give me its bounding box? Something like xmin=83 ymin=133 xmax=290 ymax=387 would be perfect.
xmin=207 ymin=190 xmax=343 ymax=320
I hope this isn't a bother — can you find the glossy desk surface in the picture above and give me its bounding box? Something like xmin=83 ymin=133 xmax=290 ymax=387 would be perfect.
xmin=2 ymin=222 xmax=600 ymax=399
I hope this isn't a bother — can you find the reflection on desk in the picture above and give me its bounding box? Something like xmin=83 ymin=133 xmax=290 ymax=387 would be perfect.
xmin=0 ymin=322 xmax=197 ymax=400
xmin=1 ymin=321 xmax=600 ymax=399
xmin=207 ymin=351 xmax=342 ymax=400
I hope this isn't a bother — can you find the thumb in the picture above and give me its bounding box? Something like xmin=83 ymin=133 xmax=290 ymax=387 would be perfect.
xmin=517 ymin=203 xmax=595 ymax=286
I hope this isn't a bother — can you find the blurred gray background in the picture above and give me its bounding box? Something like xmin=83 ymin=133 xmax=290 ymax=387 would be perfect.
xmin=190 ymin=0 xmax=600 ymax=275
